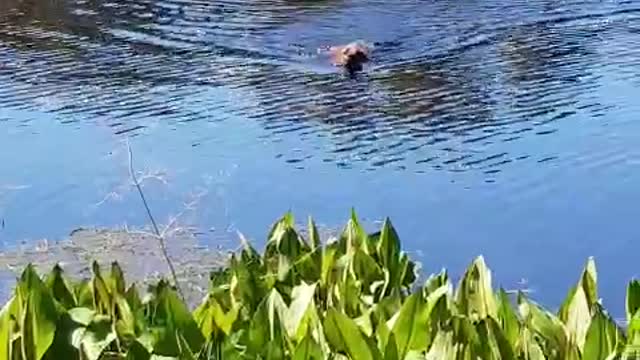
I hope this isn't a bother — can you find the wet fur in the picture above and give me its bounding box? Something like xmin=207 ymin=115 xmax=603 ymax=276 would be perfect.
xmin=328 ymin=42 xmax=370 ymax=72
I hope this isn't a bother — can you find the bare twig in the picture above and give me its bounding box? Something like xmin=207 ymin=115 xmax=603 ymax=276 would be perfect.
xmin=126 ymin=140 xmax=185 ymax=301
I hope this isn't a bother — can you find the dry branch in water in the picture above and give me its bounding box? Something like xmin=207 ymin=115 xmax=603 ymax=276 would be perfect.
xmin=127 ymin=139 xmax=185 ymax=302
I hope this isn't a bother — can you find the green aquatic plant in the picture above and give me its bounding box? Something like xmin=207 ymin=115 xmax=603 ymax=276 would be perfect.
xmin=1 ymin=210 xmax=640 ymax=359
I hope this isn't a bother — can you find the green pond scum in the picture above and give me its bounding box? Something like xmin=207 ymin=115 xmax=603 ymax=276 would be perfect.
xmin=1 ymin=211 xmax=639 ymax=359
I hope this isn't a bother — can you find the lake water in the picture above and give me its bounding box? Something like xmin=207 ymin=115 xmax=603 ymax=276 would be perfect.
xmin=1 ymin=0 xmax=640 ymax=313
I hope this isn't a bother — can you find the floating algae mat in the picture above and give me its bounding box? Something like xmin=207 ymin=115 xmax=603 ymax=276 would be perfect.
xmin=0 ymin=228 xmax=227 ymax=307
xmin=0 ymin=220 xmax=363 ymax=308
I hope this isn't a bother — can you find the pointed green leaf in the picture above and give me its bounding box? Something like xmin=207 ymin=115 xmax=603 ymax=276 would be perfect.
xmin=308 ymin=216 xmax=320 ymax=250
xmin=79 ymin=316 xmax=116 ymax=360
xmin=193 ymin=295 xmax=238 ymax=340
xmin=323 ymin=308 xmax=376 ymax=360
xmin=115 ymin=294 xmax=136 ymax=339
xmin=18 ymin=264 xmax=59 ymax=360
xmin=90 ymin=262 xmax=112 ymax=315
xmin=45 ymin=264 xmax=77 ymax=309
xmin=247 ymin=290 xmax=288 ymax=358
xmin=43 ymin=311 xmax=82 ymax=360
xmin=583 ymin=303 xmax=624 ymax=360
xmin=293 ymin=334 xmax=323 ymax=360
xmin=0 ymin=296 xmax=19 ymax=360
xmin=425 ymin=330 xmax=454 ymax=359
xmin=320 ymin=244 xmax=338 ymax=289
xmin=390 ymin=286 xmax=447 ymax=357
xmin=68 ymin=307 xmax=96 ymax=327
xmin=110 ymin=262 xmax=126 ymax=295
xmin=518 ymin=327 xmax=546 ymax=360
xmin=558 ymin=257 xmax=598 ymax=350
xmin=383 ymin=333 xmax=399 ymax=360
xmin=627 ymin=280 xmax=640 ymax=326
xmin=75 ymin=281 xmax=93 ymax=309
xmin=352 ymin=249 xmax=384 ymax=293
xmin=285 ymin=282 xmax=318 ymax=341
xmin=126 ymin=340 xmax=151 ymax=360
xmin=519 ymin=293 xmax=572 ymax=358
xmin=176 ymin=332 xmax=197 ymax=360
xmin=456 ymin=256 xmax=497 ymax=320
xmin=398 ymin=254 xmax=417 ymax=289
xmin=497 ymin=288 xmax=520 ymax=348
xmin=475 ymin=317 xmax=516 ymax=359
xmin=150 ymin=281 xmax=204 ymax=356
xmin=338 ymin=209 xmax=369 ymax=255
xmin=376 ymin=218 xmax=401 ymax=284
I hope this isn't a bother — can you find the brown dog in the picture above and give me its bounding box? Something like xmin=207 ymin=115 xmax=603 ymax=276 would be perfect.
xmin=328 ymin=41 xmax=370 ymax=72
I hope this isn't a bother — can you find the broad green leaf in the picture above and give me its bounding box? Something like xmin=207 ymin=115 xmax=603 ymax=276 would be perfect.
xmin=229 ymin=246 xmax=267 ymax=312
xmin=126 ymin=284 xmax=142 ymax=312
xmin=352 ymin=249 xmax=384 ymax=293
xmin=390 ymin=286 xmax=447 ymax=357
xmin=355 ymin=310 xmax=374 ymax=337
xmin=149 ymin=281 xmax=204 ymax=357
xmin=425 ymin=330 xmax=454 ymax=360
xmin=0 ymin=296 xmax=19 ymax=360
xmin=338 ymin=267 xmax=362 ymax=317
xmin=110 ymin=262 xmax=126 ymax=295
xmin=627 ymin=280 xmax=640 ymax=326
xmin=68 ymin=307 xmax=96 ymax=326
xmin=126 ymin=340 xmax=151 ymax=360
xmin=19 ymin=264 xmax=59 ymax=360
xmin=114 ymin=294 xmax=136 ymax=339
xmin=266 ymin=290 xmax=288 ymax=340
xmin=78 ymin=316 xmax=116 ymax=360
xmin=44 ymin=265 xmax=77 ymax=309
xmin=176 ymin=332 xmax=196 ymax=360
xmin=285 ymin=282 xmax=318 ymax=341
xmin=404 ymin=350 xmax=426 ymax=360
xmin=398 ymin=254 xmax=417 ymax=289
xmin=265 ymin=212 xmax=306 ymax=266
xmin=308 ymin=216 xmax=320 ymax=250
xmin=193 ymin=295 xmax=238 ymax=340
xmin=558 ymin=257 xmax=598 ymax=349
xmin=475 ymin=317 xmax=516 ymax=359
xmin=338 ymin=209 xmax=370 ymax=255
xmin=376 ymin=219 xmax=401 ymax=296
xmin=75 ymin=281 xmax=93 ymax=309
xmin=497 ymin=289 xmax=520 ymax=348
xmin=376 ymin=218 xmax=400 ymax=270
xmin=373 ymin=305 xmax=392 ymax=354
xmin=383 ymin=333 xmax=399 ymax=360
xmin=302 ymin=217 xmax=323 ymax=283
xmin=518 ymin=327 xmax=546 ymax=360
xmin=90 ymin=262 xmax=112 ymax=315
xmin=247 ymin=289 xmax=288 ymax=356
xmin=320 ymin=244 xmax=338 ymax=289
xmin=455 ymin=256 xmax=497 ymax=320
xmin=293 ymin=334 xmax=323 ymax=360
xmin=424 ymin=270 xmax=449 ymax=295
xmin=43 ymin=312 xmax=81 ymax=360
xmin=518 ymin=293 xmax=572 ymax=359
xmin=583 ymin=303 xmax=624 ymax=360
xmin=323 ymin=308 xmax=377 ymax=360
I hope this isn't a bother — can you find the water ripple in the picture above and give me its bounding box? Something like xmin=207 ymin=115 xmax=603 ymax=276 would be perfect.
xmin=1 ymin=0 xmax=640 ymax=175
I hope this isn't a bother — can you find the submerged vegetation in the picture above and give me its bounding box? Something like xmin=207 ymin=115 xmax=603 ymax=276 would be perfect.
xmin=1 ymin=211 xmax=640 ymax=359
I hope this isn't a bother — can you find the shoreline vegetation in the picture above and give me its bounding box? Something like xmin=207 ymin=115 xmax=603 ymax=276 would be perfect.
xmin=1 ymin=211 xmax=640 ymax=359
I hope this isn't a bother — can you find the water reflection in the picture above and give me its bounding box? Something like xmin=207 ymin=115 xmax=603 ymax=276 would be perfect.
xmin=0 ymin=0 xmax=638 ymax=173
